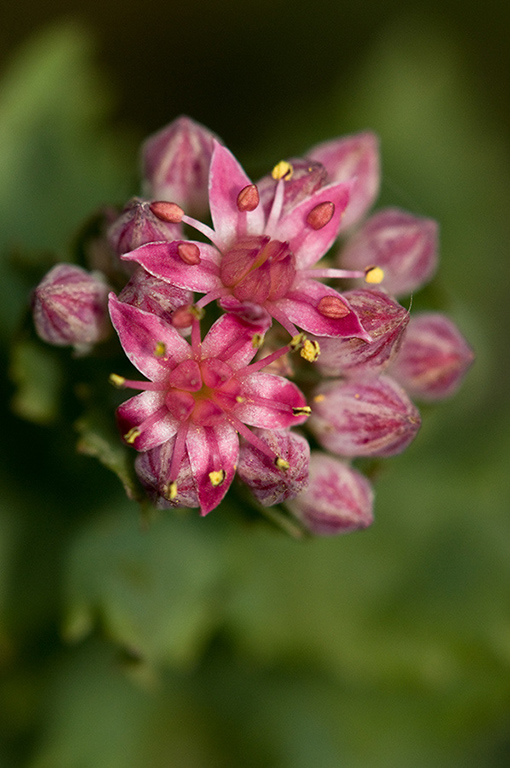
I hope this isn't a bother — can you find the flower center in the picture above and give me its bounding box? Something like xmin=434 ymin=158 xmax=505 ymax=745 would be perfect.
xmin=219 ymin=235 xmax=296 ymax=304
xmin=164 ymin=357 xmax=240 ymax=426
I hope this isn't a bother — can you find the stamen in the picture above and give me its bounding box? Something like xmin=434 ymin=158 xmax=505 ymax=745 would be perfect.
xmin=317 ymin=294 xmax=350 ymax=319
xmin=181 ymin=214 xmax=223 ymax=249
xmin=172 ymin=305 xmax=196 ymax=329
xmin=275 ymin=456 xmax=290 ymax=471
xmin=237 ymin=184 xmax=260 ymax=212
xmin=124 ymin=427 xmax=141 ymax=445
xmin=300 ymin=339 xmax=320 ymax=362
xmin=292 ymin=406 xmax=311 ymax=416
xmin=272 ymin=160 xmax=293 ymax=180
xmin=313 ymin=394 xmax=325 ymax=403
xmin=150 ymin=201 xmax=184 ymax=223
xmin=209 ymin=469 xmax=226 ymax=487
xmin=154 ymin=341 xmax=167 ymax=358
xmin=265 ymin=178 xmax=285 ymax=236
xmin=365 ymin=265 xmax=385 ymax=284
xmin=306 ymin=201 xmax=335 ymax=230
xmin=177 ymin=242 xmax=201 ymax=265
xmin=109 ymin=373 xmax=126 ymax=388
xmin=269 ymin=304 xmax=299 ymax=337
xmin=304 ymin=267 xmax=367 ymax=280
xmin=252 ymin=333 xmax=265 ymax=348
xmin=163 ymin=481 xmax=178 ymax=501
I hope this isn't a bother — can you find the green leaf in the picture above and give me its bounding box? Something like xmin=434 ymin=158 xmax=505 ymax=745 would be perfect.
xmin=9 ymin=339 xmax=63 ymax=425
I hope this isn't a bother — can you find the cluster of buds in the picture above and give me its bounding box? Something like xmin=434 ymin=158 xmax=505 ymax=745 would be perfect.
xmin=32 ymin=116 xmax=474 ymax=535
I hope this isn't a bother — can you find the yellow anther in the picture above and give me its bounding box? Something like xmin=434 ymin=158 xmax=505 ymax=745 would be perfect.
xmin=252 ymin=333 xmax=264 ymax=348
xmin=365 ymin=266 xmax=385 ymax=284
xmin=236 ymin=395 xmax=246 ymax=403
xmin=275 ymin=456 xmax=290 ymax=471
xmin=189 ymin=305 xmax=205 ymax=320
xmin=289 ymin=332 xmax=307 ymax=351
xmin=124 ymin=427 xmax=141 ymax=445
xmin=209 ymin=469 xmax=226 ymax=487
xmin=313 ymin=394 xmax=326 ymax=403
xmin=271 ymin=160 xmax=293 ymax=181
xmin=154 ymin=341 xmax=166 ymax=357
xmin=109 ymin=373 xmax=126 ymax=388
xmin=292 ymin=406 xmax=311 ymax=417
xmin=164 ymin=481 xmax=178 ymax=501
xmin=300 ymin=339 xmax=320 ymax=362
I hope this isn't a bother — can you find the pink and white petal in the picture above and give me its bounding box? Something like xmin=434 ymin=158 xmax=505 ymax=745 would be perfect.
xmin=273 ymin=281 xmax=371 ymax=340
xmin=274 ymin=181 xmax=352 ymax=269
xmin=116 ymin=391 xmax=179 ymax=450
xmin=208 ymin=142 xmax=265 ymax=247
xmin=235 ymin=372 xmax=308 ymax=429
xmin=201 ymin=312 xmax=271 ymax=370
xmin=308 ymin=132 xmax=380 ymax=231
xmin=186 ymin=421 xmax=239 ymax=515
xmin=121 ymin=240 xmax=222 ymax=293
xmin=109 ymin=294 xmax=190 ymax=380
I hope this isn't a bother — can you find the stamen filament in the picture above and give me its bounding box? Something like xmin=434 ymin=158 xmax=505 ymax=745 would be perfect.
xmin=166 ymin=422 xmax=189 ymax=486
xmin=227 ymin=415 xmax=279 ymax=462
xmin=264 ymin=178 xmax=285 ymax=238
xmin=303 ymin=267 xmax=367 ymax=279
xmin=181 ymin=214 xmax=223 ymax=250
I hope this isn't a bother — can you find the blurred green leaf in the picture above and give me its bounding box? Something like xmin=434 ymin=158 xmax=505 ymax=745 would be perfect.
xmin=9 ymin=338 xmax=63 ymax=424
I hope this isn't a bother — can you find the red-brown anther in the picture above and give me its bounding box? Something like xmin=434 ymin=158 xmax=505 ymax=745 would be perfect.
xmin=317 ymin=294 xmax=350 ymax=319
xmin=177 ymin=242 xmax=201 ymax=265
xmin=306 ymin=201 xmax=335 ymax=230
xmin=237 ymin=184 xmax=260 ymax=212
xmin=149 ymin=201 xmax=184 ymax=223
xmin=171 ymin=305 xmax=196 ymax=328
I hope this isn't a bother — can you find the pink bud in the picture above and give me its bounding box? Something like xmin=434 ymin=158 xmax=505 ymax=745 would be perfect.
xmin=308 ymin=132 xmax=380 ymax=230
xmin=117 ymin=268 xmax=192 ymax=326
xmin=285 ymin=452 xmax=374 ymax=536
xmin=391 ymin=313 xmax=474 ymax=400
xmin=340 ymin=208 xmax=438 ymax=297
xmin=237 ymin=429 xmax=310 ymax=506
xmin=309 ymin=375 xmax=421 ymax=457
xmin=135 ymin=438 xmax=199 ymax=509
xmin=314 ymin=289 xmax=409 ymax=377
xmin=256 ymin=158 xmax=328 ymax=217
xmin=141 ymin=116 xmax=219 ymax=218
xmin=107 ymin=197 xmax=182 ymax=255
xmin=32 ymin=264 xmax=110 ymax=351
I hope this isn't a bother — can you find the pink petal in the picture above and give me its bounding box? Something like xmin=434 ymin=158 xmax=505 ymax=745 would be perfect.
xmin=201 ymin=312 xmax=271 ymax=370
xmin=273 ymin=280 xmax=371 ymax=340
xmin=208 ymin=142 xmax=265 ymax=247
xmin=109 ymin=293 xmax=190 ymax=381
xmin=116 ymin=391 xmax=179 ymax=451
xmin=121 ymin=240 xmax=222 ymax=293
xmin=235 ymin=372 xmax=308 ymax=429
xmin=308 ymin=132 xmax=380 ymax=230
xmin=274 ymin=181 xmax=352 ymax=269
xmin=185 ymin=421 xmax=239 ymax=515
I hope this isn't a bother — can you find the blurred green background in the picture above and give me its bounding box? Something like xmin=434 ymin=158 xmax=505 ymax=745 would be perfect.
xmin=1 ymin=1 xmax=509 ymax=766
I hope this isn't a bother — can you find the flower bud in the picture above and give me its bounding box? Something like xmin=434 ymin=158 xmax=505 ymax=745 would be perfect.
xmin=107 ymin=197 xmax=182 ymax=256
xmin=141 ymin=116 xmax=219 ymax=218
xmin=135 ymin=438 xmax=198 ymax=509
xmin=340 ymin=208 xmax=438 ymax=297
xmin=308 ymin=132 xmax=380 ymax=230
xmin=237 ymin=429 xmax=310 ymax=506
xmin=309 ymin=375 xmax=421 ymax=457
xmin=313 ymin=289 xmax=409 ymax=377
xmin=285 ymin=452 xmax=374 ymax=535
xmin=32 ymin=264 xmax=110 ymax=351
xmin=118 ymin=267 xmax=193 ymax=326
xmin=391 ymin=313 xmax=474 ymax=400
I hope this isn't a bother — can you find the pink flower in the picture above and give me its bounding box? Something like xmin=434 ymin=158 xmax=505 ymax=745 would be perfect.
xmin=122 ymin=141 xmax=377 ymax=341
xmin=108 ymin=294 xmax=310 ymax=515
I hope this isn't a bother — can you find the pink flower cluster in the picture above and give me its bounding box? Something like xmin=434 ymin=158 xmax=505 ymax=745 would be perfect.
xmin=32 ymin=117 xmax=474 ymax=534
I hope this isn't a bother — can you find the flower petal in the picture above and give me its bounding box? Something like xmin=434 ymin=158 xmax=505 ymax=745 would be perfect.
xmin=121 ymin=240 xmax=222 ymax=293
xmin=116 ymin=391 xmax=179 ymax=451
xmin=109 ymin=293 xmax=190 ymax=380
xmin=185 ymin=421 xmax=239 ymax=515
xmin=208 ymin=142 xmax=265 ymax=246
xmin=201 ymin=312 xmax=271 ymax=370
xmin=274 ymin=181 xmax=352 ymax=269
xmin=235 ymin=372 xmax=308 ymax=429
xmin=273 ymin=280 xmax=371 ymax=340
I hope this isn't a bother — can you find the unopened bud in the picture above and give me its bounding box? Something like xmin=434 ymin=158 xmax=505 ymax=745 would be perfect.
xmin=391 ymin=313 xmax=474 ymax=400
xmin=32 ymin=264 xmax=111 ymax=352
xmin=135 ymin=438 xmax=199 ymax=509
xmin=340 ymin=208 xmax=438 ymax=296
xmin=285 ymin=452 xmax=374 ymax=536
xmin=118 ymin=268 xmax=192 ymax=327
xmin=237 ymin=429 xmax=310 ymax=506
xmin=107 ymin=197 xmax=182 ymax=255
xmin=309 ymin=376 xmax=421 ymax=458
